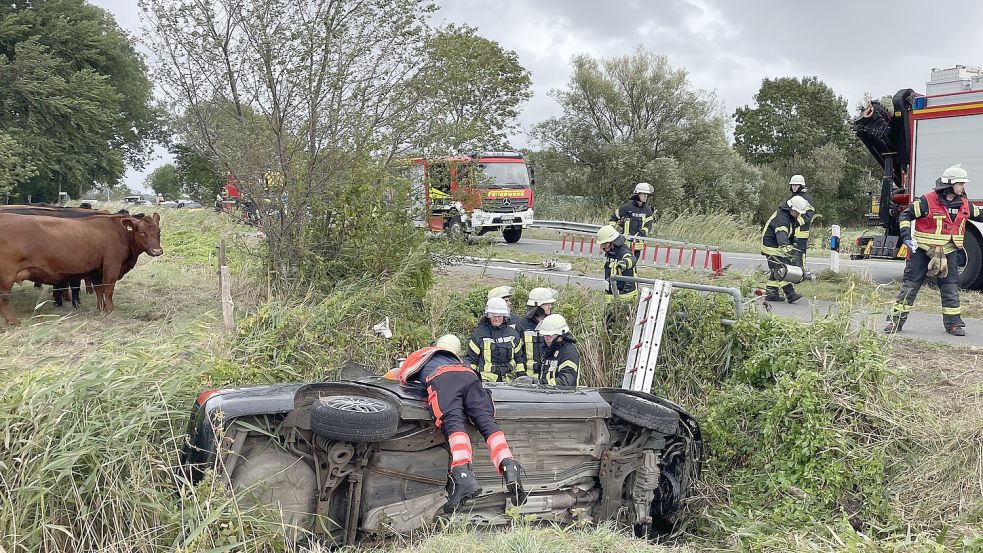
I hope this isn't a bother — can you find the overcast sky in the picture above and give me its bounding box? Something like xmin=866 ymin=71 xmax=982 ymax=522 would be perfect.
xmin=90 ymin=0 xmax=983 ymax=192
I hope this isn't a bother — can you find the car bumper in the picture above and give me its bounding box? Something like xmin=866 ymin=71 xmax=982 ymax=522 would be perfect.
xmin=467 ymin=209 xmax=534 ymax=231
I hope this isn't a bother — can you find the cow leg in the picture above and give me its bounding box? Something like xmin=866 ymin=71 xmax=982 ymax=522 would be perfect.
xmin=0 ymin=281 xmax=20 ymax=326
xmin=85 ymin=279 xmax=94 ymax=295
xmin=53 ymin=286 xmax=64 ymax=307
xmin=102 ymin=282 xmax=117 ymax=314
xmin=33 ymin=281 xmax=42 ymax=289
xmin=70 ymin=279 xmax=81 ymax=309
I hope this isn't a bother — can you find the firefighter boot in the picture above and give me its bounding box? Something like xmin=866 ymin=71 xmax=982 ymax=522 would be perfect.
xmin=946 ymin=324 xmax=966 ymax=337
xmin=443 ymin=463 xmax=481 ymax=513
xmin=786 ymin=293 xmax=804 ymax=304
xmin=884 ymin=319 xmax=904 ymax=334
xmin=499 ymin=458 xmax=528 ymax=506
xmin=764 ymin=287 xmax=783 ymax=302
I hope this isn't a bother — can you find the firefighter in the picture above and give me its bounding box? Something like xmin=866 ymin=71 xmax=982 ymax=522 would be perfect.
xmin=513 ymin=287 xmax=557 ymax=379
xmin=536 ymin=314 xmax=580 ymax=388
xmin=397 ymin=334 xmax=526 ymax=511
xmin=787 ymin=174 xmax=816 ymax=268
xmin=610 ymin=182 xmax=655 ymax=258
xmin=467 ymin=297 xmax=525 ymax=382
xmin=487 ymin=285 xmax=519 ymax=324
xmin=885 ymin=164 xmax=983 ymax=336
xmin=761 ymin=196 xmax=813 ymax=303
xmin=596 ymin=226 xmax=637 ymax=299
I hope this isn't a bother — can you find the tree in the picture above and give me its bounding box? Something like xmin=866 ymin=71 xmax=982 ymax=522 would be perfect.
xmin=409 ymin=25 xmax=532 ymax=152
xmin=0 ymin=131 xmax=36 ymax=200
xmin=532 ymin=46 xmax=760 ymax=213
xmin=0 ymin=0 xmax=163 ymax=202
xmin=144 ymin=163 xmax=181 ymax=200
xmin=172 ymin=145 xmax=223 ymax=203
xmin=735 ymin=77 xmax=874 ymax=223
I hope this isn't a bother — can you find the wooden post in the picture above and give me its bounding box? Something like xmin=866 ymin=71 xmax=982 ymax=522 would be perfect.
xmin=217 ymin=238 xmax=233 ymax=331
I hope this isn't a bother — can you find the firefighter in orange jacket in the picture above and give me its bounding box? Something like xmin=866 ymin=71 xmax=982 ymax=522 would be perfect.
xmin=396 ymin=334 xmax=526 ymax=512
xmin=886 ymin=164 xmax=983 ymax=336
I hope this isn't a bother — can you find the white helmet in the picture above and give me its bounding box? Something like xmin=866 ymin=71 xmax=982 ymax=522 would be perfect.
xmin=596 ymin=225 xmax=620 ymax=245
xmin=788 ymin=174 xmax=806 ymax=187
xmin=941 ymin=164 xmax=970 ymax=185
xmin=787 ymin=196 xmax=814 ymax=213
xmin=434 ymin=334 xmax=462 ymax=357
xmin=633 ymin=182 xmax=654 ymax=195
xmin=537 ymin=314 xmax=570 ymax=336
xmin=526 ymin=287 xmax=557 ymax=307
xmin=487 ymin=285 xmax=514 ymax=300
xmin=485 ymin=297 xmax=511 ymax=317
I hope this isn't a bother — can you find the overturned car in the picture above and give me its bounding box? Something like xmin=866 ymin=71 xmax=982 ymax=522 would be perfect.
xmin=179 ymin=374 xmax=703 ymax=546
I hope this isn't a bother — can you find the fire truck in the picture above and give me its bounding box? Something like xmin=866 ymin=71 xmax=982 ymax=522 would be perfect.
xmin=853 ymin=75 xmax=983 ymax=289
xmin=405 ymin=151 xmax=535 ymax=243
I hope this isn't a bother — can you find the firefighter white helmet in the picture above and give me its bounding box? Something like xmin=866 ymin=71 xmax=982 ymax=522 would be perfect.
xmin=434 ymin=334 xmax=462 ymax=357
xmin=787 ymin=196 xmax=814 ymax=213
xmin=789 ymin=174 xmax=806 ymax=187
xmin=487 ymin=285 xmax=514 ymax=300
xmin=941 ymin=164 xmax=970 ymax=185
xmin=633 ymin=182 xmax=654 ymax=195
xmin=485 ymin=297 xmax=511 ymax=317
xmin=537 ymin=314 xmax=570 ymax=336
xmin=526 ymin=287 xmax=557 ymax=307
xmin=596 ymin=225 xmax=620 ymax=245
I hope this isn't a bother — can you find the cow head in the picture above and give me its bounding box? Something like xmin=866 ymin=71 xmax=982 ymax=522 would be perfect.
xmin=121 ymin=212 xmax=163 ymax=256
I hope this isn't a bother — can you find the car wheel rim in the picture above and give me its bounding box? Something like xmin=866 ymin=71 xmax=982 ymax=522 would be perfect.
xmin=325 ymin=396 xmax=388 ymax=413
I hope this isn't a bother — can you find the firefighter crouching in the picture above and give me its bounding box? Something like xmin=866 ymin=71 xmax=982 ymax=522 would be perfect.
xmin=467 ymin=297 xmax=525 ymax=381
xmin=596 ymin=225 xmax=638 ymax=299
xmin=787 ymin=174 xmax=815 ymax=268
xmin=396 ymin=334 xmax=526 ymax=511
xmin=761 ymin=196 xmax=813 ymax=303
xmin=610 ymin=182 xmax=655 ymax=258
xmin=513 ymin=287 xmax=557 ymax=379
xmin=536 ymin=314 xmax=580 ymax=388
xmin=886 ymin=164 xmax=983 ymax=336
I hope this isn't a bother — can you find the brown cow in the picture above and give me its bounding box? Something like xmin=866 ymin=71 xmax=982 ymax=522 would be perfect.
xmin=0 ymin=212 xmax=163 ymax=325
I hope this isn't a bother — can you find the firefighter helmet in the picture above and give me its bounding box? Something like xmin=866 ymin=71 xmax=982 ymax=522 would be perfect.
xmin=526 ymin=287 xmax=557 ymax=307
xmin=485 ymin=297 xmax=511 ymax=317
xmin=434 ymin=334 xmax=462 ymax=357
xmin=633 ymin=182 xmax=654 ymax=195
xmin=788 ymin=174 xmax=806 ymax=188
xmin=787 ymin=196 xmax=814 ymax=213
xmin=487 ymin=285 xmax=514 ymax=300
xmin=941 ymin=164 xmax=970 ymax=185
xmin=597 ymin=225 xmax=620 ymax=245
xmin=537 ymin=314 xmax=570 ymax=336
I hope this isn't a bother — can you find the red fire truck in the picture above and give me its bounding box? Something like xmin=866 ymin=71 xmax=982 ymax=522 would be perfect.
xmin=853 ymin=86 xmax=983 ymax=288
xmin=407 ymin=151 xmax=535 ymax=243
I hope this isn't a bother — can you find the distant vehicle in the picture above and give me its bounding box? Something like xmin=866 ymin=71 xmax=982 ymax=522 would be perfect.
xmin=161 ymin=198 xmax=203 ymax=209
xmin=124 ymin=195 xmax=156 ymax=207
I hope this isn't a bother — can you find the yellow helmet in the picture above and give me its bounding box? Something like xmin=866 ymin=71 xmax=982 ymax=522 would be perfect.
xmin=537 ymin=314 xmax=570 ymax=336
xmin=787 ymin=196 xmax=813 ymax=213
xmin=596 ymin=225 xmax=620 ymax=245
xmin=434 ymin=334 xmax=462 ymax=356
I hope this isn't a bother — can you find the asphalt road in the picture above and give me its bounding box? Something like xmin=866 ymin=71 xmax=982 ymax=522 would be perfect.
xmin=450 ymin=249 xmax=983 ymax=347
xmin=496 ymin=236 xmax=906 ymax=284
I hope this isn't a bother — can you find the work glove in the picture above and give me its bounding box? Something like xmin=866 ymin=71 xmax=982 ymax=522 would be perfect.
xmin=904 ymin=239 xmax=918 ymax=251
xmin=927 ymin=246 xmax=948 ymax=278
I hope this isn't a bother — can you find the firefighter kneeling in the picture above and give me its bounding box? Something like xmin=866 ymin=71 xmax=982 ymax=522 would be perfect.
xmin=397 ymin=334 xmax=527 ymax=512
xmin=886 ymin=164 xmax=983 ymax=336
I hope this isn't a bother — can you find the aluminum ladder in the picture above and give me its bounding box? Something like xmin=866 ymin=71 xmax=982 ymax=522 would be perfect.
xmin=621 ymin=281 xmax=673 ymax=392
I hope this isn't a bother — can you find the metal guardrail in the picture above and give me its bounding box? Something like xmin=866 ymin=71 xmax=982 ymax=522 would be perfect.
xmin=610 ymin=275 xmax=743 ymax=326
xmin=532 ymin=219 xmax=720 ymax=252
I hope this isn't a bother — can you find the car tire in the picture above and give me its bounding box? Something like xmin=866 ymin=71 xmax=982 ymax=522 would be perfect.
xmin=177 ymin=203 xmax=185 ymax=209
xmin=958 ymin=228 xmax=983 ymax=290
xmin=502 ymin=226 xmax=522 ymax=243
xmin=310 ymin=395 xmax=399 ymax=443
xmin=610 ymin=394 xmax=679 ymax=435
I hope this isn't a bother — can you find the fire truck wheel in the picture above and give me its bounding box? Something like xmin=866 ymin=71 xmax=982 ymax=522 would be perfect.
xmin=959 ymin=229 xmax=983 ymax=290
xmin=502 ymin=227 xmax=522 ymax=244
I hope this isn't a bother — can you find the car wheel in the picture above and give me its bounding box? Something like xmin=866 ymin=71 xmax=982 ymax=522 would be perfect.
xmin=310 ymin=395 xmax=399 ymax=442
xmin=177 ymin=203 xmax=185 ymax=209
xmin=610 ymin=394 xmax=679 ymax=435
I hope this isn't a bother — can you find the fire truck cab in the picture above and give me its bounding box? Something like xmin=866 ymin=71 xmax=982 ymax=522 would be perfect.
xmin=854 ymin=80 xmax=983 ymax=289
xmin=407 ymin=152 xmax=535 ymax=243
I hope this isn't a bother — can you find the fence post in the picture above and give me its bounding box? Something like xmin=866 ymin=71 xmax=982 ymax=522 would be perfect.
xmin=218 ymin=238 xmax=234 ymax=332
xmin=830 ymin=224 xmax=841 ymax=273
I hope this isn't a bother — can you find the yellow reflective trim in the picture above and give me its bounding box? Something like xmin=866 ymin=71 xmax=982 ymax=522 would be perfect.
xmin=557 ymin=360 xmax=579 ymax=371
xmin=974 ymin=205 xmax=982 ymax=218
xmin=796 ymin=230 xmax=810 ymax=238
xmin=915 ymin=101 xmax=983 ymax=114
xmin=482 ymin=338 xmax=492 ymax=370
xmin=892 ymin=303 xmax=912 ymax=314
xmin=899 ymin=221 xmax=911 ymax=229
xmin=480 ymin=371 xmax=498 ymax=382
xmin=913 ymin=202 xmax=922 ymax=217
xmin=942 ymin=306 xmax=962 ymax=315
xmin=774 ymin=226 xmax=790 ymax=234
xmin=468 ymin=340 xmax=480 ymax=354
xmin=761 ymin=245 xmax=784 ymax=255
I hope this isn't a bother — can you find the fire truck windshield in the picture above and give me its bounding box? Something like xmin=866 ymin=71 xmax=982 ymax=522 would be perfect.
xmin=477 ymin=162 xmax=530 ymax=188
